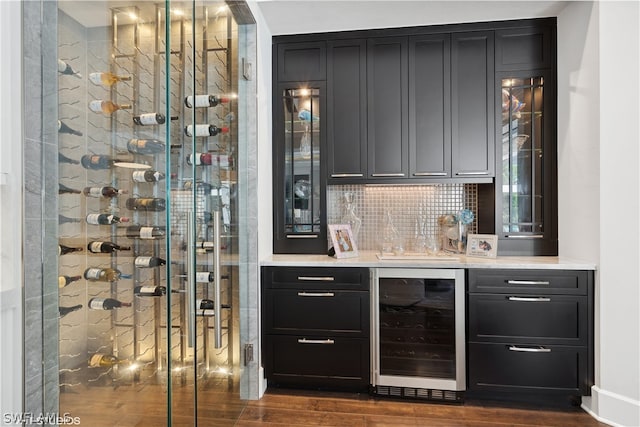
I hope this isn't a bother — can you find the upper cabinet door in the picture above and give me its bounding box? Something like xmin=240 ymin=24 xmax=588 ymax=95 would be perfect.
xmin=409 ymin=34 xmax=451 ymax=178
xmin=327 ymin=39 xmax=367 ymax=182
xmin=451 ymin=31 xmax=495 ymax=179
xmin=367 ymin=37 xmax=409 ymax=179
xmin=495 ymin=25 xmax=553 ymax=71
xmin=277 ymin=41 xmax=326 ymax=82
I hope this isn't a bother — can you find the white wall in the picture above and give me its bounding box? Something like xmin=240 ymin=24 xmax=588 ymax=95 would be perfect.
xmin=0 ymin=0 xmax=23 ymax=420
xmin=559 ymin=2 xmax=640 ymax=426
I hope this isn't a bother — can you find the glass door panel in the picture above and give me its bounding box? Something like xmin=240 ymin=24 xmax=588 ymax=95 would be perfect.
xmin=501 ymin=77 xmax=544 ymax=236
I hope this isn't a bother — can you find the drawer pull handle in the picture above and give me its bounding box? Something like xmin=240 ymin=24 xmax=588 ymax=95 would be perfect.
xmin=297 ymin=276 xmax=335 ymax=282
xmin=506 ymin=280 xmax=550 ymax=286
xmin=508 ymin=296 xmax=551 ymax=302
xmin=331 ymin=173 xmax=364 ymax=178
xmin=508 ymin=345 xmax=551 ymax=353
xmin=413 ymin=172 xmax=447 ymax=177
xmin=298 ymin=338 xmax=335 ymax=345
xmin=455 ymin=171 xmax=489 ymax=176
xmin=371 ymin=173 xmax=405 ymax=177
xmin=505 ymin=234 xmax=544 ymax=239
xmin=298 ymin=292 xmax=335 ymax=297
xmin=286 ymin=235 xmax=319 ymax=239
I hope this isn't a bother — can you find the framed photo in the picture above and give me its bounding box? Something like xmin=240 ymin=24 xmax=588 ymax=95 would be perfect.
xmin=466 ymin=234 xmax=498 ymax=258
xmin=328 ymin=224 xmax=359 ymax=258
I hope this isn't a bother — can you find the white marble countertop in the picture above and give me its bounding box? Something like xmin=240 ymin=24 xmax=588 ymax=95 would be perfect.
xmin=261 ymin=250 xmax=597 ymax=270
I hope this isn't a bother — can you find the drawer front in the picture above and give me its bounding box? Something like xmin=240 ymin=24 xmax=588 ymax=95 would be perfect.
xmin=468 ymin=294 xmax=588 ymax=345
xmin=468 ymin=342 xmax=589 ymax=394
xmin=265 ymin=267 xmax=369 ymax=291
xmin=264 ymin=289 xmax=369 ymax=336
xmin=468 ymin=269 xmax=589 ymax=295
xmin=264 ymin=335 xmax=369 ymax=390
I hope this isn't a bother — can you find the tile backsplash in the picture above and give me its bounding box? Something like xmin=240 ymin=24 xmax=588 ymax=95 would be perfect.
xmin=327 ymin=184 xmax=477 ymax=251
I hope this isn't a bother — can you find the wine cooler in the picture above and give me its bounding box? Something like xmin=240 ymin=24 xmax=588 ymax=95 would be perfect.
xmin=55 ymin=1 xmax=256 ymax=424
xmin=371 ymin=268 xmax=466 ymax=402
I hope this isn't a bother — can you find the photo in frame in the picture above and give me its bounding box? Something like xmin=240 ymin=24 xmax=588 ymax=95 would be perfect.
xmin=328 ymin=224 xmax=359 ymax=258
xmin=466 ymin=234 xmax=498 ymax=258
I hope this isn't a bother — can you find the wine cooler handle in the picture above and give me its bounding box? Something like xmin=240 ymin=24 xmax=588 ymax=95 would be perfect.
xmin=213 ymin=209 xmax=222 ymax=349
xmin=187 ymin=210 xmax=196 ymax=348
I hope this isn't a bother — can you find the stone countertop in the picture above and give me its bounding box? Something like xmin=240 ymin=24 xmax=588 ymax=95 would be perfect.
xmin=261 ymin=251 xmax=597 ymax=270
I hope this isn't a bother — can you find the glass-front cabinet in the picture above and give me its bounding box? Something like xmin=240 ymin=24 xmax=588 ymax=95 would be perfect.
xmin=495 ymin=71 xmax=557 ymax=255
xmin=273 ymin=83 xmax=326 ymax=253
xmin=56 ymin=1 xmax=256 ymax=424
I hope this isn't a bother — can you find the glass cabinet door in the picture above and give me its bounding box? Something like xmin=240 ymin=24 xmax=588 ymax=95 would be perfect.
xmin=500 ymin=76 xmax=545 ymax=236
xmin=274 ymin=84 xmax=326 ymax=253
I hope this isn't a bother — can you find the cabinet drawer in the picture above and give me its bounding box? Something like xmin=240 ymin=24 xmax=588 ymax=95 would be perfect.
xmin=264 ymin=289 xmax=369 ymax=336
xmin=264 ymin=335 xmax=369 ymax=390
xmin=468 ymin=342 xmax=590 ymax=394
xmin=468 ymin=269 xmax=589 ymax=295
xmin=265 ymin=267 xmax=369 ymax=291
xmin=468 ymin=294 xmax=588 ymax=345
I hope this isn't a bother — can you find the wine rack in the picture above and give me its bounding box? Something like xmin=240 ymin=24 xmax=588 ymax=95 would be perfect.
xmin=57 ymin=3 xmax=238 ymax=396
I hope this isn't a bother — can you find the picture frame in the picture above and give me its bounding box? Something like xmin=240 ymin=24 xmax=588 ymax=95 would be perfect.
xmin=466 ymin=234 xmax=498 ymax=258
xmin=328 ymin=224 xmax=359 ymax=258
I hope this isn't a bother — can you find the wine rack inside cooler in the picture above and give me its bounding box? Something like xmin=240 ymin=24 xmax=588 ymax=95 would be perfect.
xmin=57 ymin=2 xmax=239 ymax=395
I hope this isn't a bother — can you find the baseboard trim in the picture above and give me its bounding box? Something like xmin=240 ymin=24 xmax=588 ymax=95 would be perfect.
xmin=581 ymin=386 xmax=640 ymax=427
xmin=258 ymin=367 xmax=267 ymax=398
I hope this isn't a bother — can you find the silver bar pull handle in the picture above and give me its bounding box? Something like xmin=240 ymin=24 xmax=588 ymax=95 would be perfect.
xmin=331 ymin=173 xmax=364 ymax=178
xmin=507 ymin=280 xmax=551 ymax=286
xmin=297 ymin=292 xmax=335 ymax=297
xmin=297 ymin=276 xmax=335 ymax=282
xmin=286 ymin=234 xmax=319 ymax=239
xmin=297 ymin=338 xmax=335 ymax=345
xmin=508 ymin=296 xmax=551 ymax=302
xmin=186 ymin=210 xmax=196 ymax=348
xmin=371 ymin=173 xmax=405 ymax=177
xmin=213 ymin=209 xmax=222 ymax=349
xmin=455 ymin=171 xmax=489 ymax=176
xmin=505 ymin=234 xmax=544 ymax=239
xmin=413 ymin=172 xmax=447 ymax=176
xmin=508 ymin=345 xmax=551 ymax=353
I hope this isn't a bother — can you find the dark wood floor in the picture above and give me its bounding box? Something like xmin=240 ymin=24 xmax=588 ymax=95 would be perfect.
xmin=60 ymin=384 xmax=606 ymax=426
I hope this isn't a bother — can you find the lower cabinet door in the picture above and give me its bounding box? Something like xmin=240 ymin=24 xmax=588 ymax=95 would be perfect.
xmin=468 ymin=342 xmax=589 ymax=394
xmin=265 ymin=335 xmax=370 ymax=390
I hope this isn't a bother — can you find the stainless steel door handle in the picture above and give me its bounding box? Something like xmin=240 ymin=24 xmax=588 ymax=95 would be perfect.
xmin=413 ymin=172 xmax=447 ymax=176
xmin=186 ymin=210 xmax=196 ymax=348
xmin=508 ymin=296 xmax=551 ymax=302
xmin=371 ymin=173 xmax=405 ymax=177
xmin=297 ymin=338 xmax=335 ymax=345
xmin=331 ymin=173 xmax=364 ymax=178
xmin=506 ymin=280 xmax=550 ymax=286
xmin=286 ymin=234 xmax=319 ymax=239
xmin=455 ymin=171 xmax=489 ymax=176
xmin=297 ymin=276 xmax=335 ymax=282
xmin=213 ymin=209 xmax=222 ymax=349
xmin=297 ymin=292 xmax=335 ymax=297
xmin=508 ymin=345 xmax=551 ymax=353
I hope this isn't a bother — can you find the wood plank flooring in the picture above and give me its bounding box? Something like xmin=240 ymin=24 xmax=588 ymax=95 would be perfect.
xmin=60 ymin=384 xmax=607 ymax=426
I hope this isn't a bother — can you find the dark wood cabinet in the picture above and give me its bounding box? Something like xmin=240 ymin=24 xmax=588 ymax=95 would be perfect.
xmin=367 ymin=37 xmax=409 ymax=179
xmin=451 ymin=31 xmax=495 ymax=179
xmin=327 ymin=39 xmax=367 ymax=182
xmin=467 ymin=269 xmax=594 ymax=398
xmin=262 ymin=267 xmax=370 ymax=390
xmin=495 ymin=25 xmax=553 ymax=71
xmin=276 ymin=41 xmax=326 ymax=82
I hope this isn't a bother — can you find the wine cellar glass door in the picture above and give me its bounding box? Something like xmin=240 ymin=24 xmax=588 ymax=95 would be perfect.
xmin=57 ymin=1 xmax=249 ymax=424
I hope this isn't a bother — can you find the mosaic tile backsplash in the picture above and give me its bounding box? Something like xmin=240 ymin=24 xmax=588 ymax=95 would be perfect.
xmin=327 ymin=184 xmax=478 ymax=251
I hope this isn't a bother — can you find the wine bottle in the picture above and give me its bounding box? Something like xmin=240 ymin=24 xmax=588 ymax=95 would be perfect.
xmin=184 ymin=94 xmax=229 ymax=108
xmin=89 ymin=100 xmax=132 ymax=115
xmin=59 ymin=304 xmax=83 ymax=317
xmin=59 ymin=183 xmax=81 ymax=194
xmin=132 ymin=170 xmax=165 ymax=183
xmin=89 ymin=72 xmax=132 ymax=87
xmin=125 ymin=197 xmax=166 ymax=212
xmin=184 ymin=124 xmax=229 ymax=137
xmin=59 ymin=244 xmax=83 ymax=255
xmin=134 ymin=285 xmax=166 ymax=297
xmin=88 ymin=297 xmax=132 ymax=310
xmin=88 ymin=353 xmax=126 ymax=367
xmin=196 ymin=272 xmax=214 ymax=283
xmin=127 ymin=138 xmax=165 ymax=155
xmin=82 ymin=186 xmax=127 ymax=198
xmin=81 ymin=154 xmax=120 ymax=170
xmin=87 ymin=241 xmax=131 ymax=254
xmin=58 ymin=120 xmax=83 ymax=136
xmin=84 ymin=267 xmax=131 ymax=282
xmin=58 ymin=275 xmax=82 ymax=288
xmin=134 ymin=256 xmax=166 ymax=268
xmin=125 ymin=225 xmax=166 ymax=240
xmin=86 ymin=213 xmax=130 ymax=225
xmin=133 ymin=113 xmax=178 ymax=126
xmin=58 ymin=152 xmax=80 ymax=164
xmin=58 ymin=59 xmax=82 ymax=78
xmin=185 ymin=153 xmax=233 ymax=167
xmin=59 ymin=214 xmax=81 ymax=224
